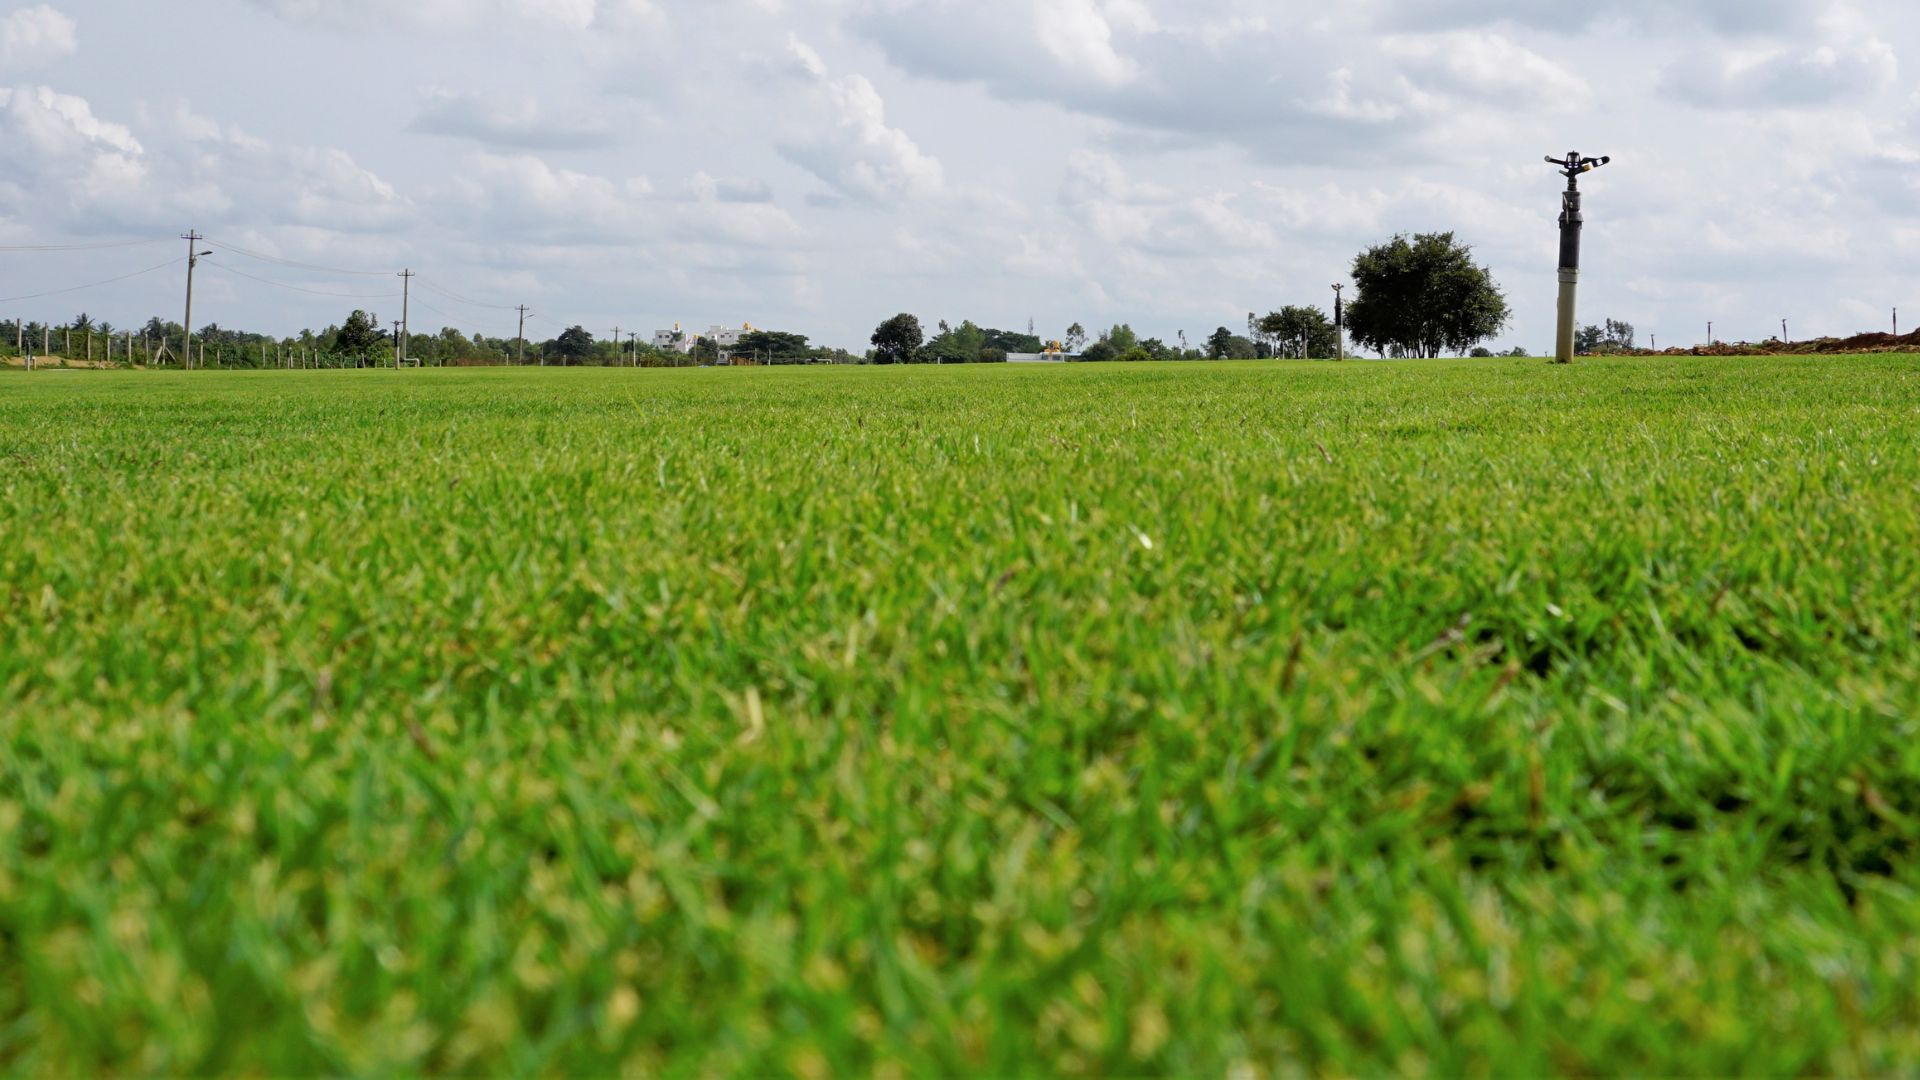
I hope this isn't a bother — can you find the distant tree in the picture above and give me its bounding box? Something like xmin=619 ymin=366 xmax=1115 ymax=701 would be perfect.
xmin=924 ymin=319 xmax=988 ymax=364
xmin=1138 ymin=337 xmax=1175 ymax=361
xmin=549 ymin=325 xmax=595 ymax=362
xmin=1577 ymin=319 xmax=1636 ymax=355
xmin=1108 ymin=323 xmax=1138 ymax=352
xmin=1259 ymin=306 xmax=1339 ymax=359
xmin=690 ymin=337 xmax=721 ymax=364
xmin=1347 ymin=232 xmax=1510 ymax=358
xmin=1206 ymin=327 xmax=1236 ymax=359
xmin=982 ymin=328 xmax=1043 ymax=354
xmin=1470 ymin=347 xmax=1496 ymax=357
xmin=1118 ymin=346 xmax=1154 ymax=363
xmin=1078 ymin=340 xmax=1121 ymax=362
xmin=334 ymin=310 xmax=385 ymax=358
xmin=1225 ymin=335 xmax=1259 ymax=360
xmin=738 ymin=329 xmax=811 ymax=363
xmin=871 ymin=313 xmax=923 ymax=365
xmin=1507 ymin=346 xmax=1530 ymax=357
xmin=980 ymin=346 xmax=1009 ymax=364
xmin=1064 ymin=323 xmax=1087 ymax=353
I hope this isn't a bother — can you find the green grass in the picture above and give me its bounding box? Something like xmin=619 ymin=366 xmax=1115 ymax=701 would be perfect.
xmin=3 ymin=356 xmax=1920 ymax=1075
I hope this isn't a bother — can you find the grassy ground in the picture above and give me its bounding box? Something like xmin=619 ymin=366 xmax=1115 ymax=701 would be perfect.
xmin=3 ymin=356 xmax=1919 ymax=1075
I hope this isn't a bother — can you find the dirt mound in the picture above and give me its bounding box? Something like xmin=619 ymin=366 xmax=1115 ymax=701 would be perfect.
xmin=1622 ymin=329 xmax=1920 ymax=358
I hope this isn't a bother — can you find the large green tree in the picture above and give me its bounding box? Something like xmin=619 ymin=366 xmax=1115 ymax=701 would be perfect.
xmin=1347 ymin=232 xmax=1510 ymax=358
xmin=870 ymin=314 xmax=923 ymax=365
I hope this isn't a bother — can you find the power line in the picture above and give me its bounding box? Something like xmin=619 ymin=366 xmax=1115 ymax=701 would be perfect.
xmin=200 ymin=261 xmax=400 ymax=300
xmin=0 ymin=257 xmax=180 ymax=304
xmin=201 ymin=238 xmax=393 ymax=277
xmin=0 ymin=237 xmax=174 ymax=253
xmin=415 ymin=279 xmax=521 ymax=311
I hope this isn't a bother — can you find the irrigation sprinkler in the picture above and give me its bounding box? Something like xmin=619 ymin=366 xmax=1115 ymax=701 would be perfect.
xmin=1545 ymin=151 xmax=1611 ymax=364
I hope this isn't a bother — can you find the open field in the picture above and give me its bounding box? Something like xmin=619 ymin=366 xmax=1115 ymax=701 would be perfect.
xmin=3 ymin=356 xmax=1920 ymax=1074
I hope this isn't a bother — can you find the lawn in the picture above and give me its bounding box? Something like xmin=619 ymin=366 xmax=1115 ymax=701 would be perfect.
xmin=3 ymin=356 xmax=1919 ymax=1075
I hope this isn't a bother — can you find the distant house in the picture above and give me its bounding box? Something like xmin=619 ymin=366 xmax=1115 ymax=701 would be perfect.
xmin=1007 ymin=352 xmax=1074 ymax=363
xmin=652 ymin=323 xmax=752 ymax=357
xmin=652 ymin=326 xmax=694 ymax=354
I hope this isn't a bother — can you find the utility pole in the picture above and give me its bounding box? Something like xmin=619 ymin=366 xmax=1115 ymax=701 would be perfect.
xmin=627 ymin=332 xmax=638 ymax=367
xmin=612 ymin=326 xmax=620 ymax=368
xmin=392 ymin=320 xmax=403 ymax=368
xmin=1782 ymin=319 xmax=1789 ymax=344
xmin=1544 ymin=151 xmax=1611 ymax=364
xmin=182 ymin=231 xmax=206 ymax=371
xmin=516 ymin=305 xmax=529 ymax=365
xmin=1332 ymin=283 xmax=1345 ymax=362
xmin=398 ymin=270 xmax=414 ymax=368
xmin=1708 ymin=322 xmax=1713 ymax=346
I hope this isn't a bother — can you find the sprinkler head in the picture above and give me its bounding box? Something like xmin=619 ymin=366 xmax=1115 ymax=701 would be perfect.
xmin=1546 ymin=152 xmax=1611 ymax=178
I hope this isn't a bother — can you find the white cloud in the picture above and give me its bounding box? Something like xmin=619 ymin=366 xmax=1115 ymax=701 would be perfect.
xmin=410 ymin=89 xmax=617 ymax=150
xmin=0 ymin=4 xmax=75 ymax=65
xmin=1035 ymin=0 xmax=1139 ymax=87
xmin=1660 ymin=37 xmax=1899 ymax=109
xmin=247 ymin=0 xmax=600 ymax=29
xmin=779 ymin=35 xmax=945 ymax=203
xmin=1382 ymin=32 xmax=1591 ymax=105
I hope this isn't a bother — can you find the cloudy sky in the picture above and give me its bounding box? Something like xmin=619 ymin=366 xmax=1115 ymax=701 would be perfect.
xmin=2 ymin=0 xmax=1916 ymax=352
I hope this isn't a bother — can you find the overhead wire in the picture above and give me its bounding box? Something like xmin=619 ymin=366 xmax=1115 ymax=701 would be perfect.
xmin=415 ymin=279 xmax=521 ymax=311
xmin=199 ymin=261 xmax=399 ymax=300
xmin=0 ymin=257 xmax=181 ymax=304
xmin=0 ymin=237 xmax=174 ymax=253
xmin=202 ymin=238 xmax=393 ymax=277
xmin=203 ymin=237 xmax=526 ymax=314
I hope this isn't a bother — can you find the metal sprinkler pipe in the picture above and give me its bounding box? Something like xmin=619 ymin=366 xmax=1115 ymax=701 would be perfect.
xmin=1547 ymin=151 xmax=1611 ymax=364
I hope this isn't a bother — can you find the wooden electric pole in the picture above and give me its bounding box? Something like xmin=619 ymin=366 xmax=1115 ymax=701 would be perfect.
xmin=181 ymin=231 xmax=205 ymax=371
xmin=516 ymin=305 xmax=529 ymax=365
xmin=398 ymin=269 xmax=414 ymax=367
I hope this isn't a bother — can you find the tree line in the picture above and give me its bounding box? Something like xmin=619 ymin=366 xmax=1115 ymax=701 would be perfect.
xmin=0 ymin=310 xmax=854 ymax=368
xmin=868 ymin=232 xmax=1519 ymax=364
xmin=8 ymin=232 xmax=1548 ymax=369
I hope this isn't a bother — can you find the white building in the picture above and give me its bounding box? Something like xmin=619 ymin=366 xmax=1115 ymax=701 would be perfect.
xmin=652 ymin=326 xmax=694 ymax=354
xmin=652 ymin=323 xmax=753 ymax=355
